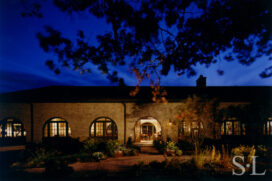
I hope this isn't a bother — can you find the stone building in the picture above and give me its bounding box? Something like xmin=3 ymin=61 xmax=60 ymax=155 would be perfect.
xmin=0 ymin=77 xmax=271 ymax=147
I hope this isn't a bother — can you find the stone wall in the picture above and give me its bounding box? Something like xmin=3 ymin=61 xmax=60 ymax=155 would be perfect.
xmin=0 ymin=101 xmax=249 ymax=145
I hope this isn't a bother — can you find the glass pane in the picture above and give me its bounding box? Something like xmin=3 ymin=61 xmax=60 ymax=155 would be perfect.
xmin=106 ymin=122 xmax=112 ymax=136
xmin=234 ymin=121 xmax=241 ymax=135
xmin=68 ymin=127 xmax=71 ymax=136
xmin=58 ymin=122 xmax=66 ymax=137
xmin=96 ymin=122 xmax=103 ymax=137
xmin=6 ymin=123 xmax=12 ymax=137
xmin=50 ymin=122 xmax=58 ymax=137
xmin=226 ymin=121 xmax=232 ymax=135
xmin=90 ymin=124 xmax=95 ymax=137
xmin=13 ymin=123 xmax=22 ymax=137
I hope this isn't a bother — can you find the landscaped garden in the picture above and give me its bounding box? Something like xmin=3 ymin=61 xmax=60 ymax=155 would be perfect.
xmin=0 ymin=136 xmax=271 ymax=181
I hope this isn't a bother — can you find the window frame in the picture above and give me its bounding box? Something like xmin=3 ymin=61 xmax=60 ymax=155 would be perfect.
xmin=89 ymin=117 xmax=118 ymax=139
xmin=43 ymin=117 xmax=70 ymax=138
xmin=0 ymin=117 xmax=25 ymax=138
xmin=263 ymin=117 xmax=272 ymax=135
xmin=221 ymin=118 xmax=245 ymax=136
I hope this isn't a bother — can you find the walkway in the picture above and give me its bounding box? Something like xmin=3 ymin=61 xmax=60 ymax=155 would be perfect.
xmin=24 ymin=154 xmax=192 ymax=174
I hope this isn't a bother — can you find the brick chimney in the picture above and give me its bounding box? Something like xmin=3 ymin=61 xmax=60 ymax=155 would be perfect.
xmin=196 ymin=75 xmax=206 ymax=88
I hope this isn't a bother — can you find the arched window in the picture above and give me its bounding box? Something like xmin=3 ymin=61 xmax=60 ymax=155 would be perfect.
xmin=90 ymin=117 xmax=118 ymax=139
xmin=0 ymin=118 xmax=26 ymax=138
xmin=43 ymin=117 xmax=71 ymax=137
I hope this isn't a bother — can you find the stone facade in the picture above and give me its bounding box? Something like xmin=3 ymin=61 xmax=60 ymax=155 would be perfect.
xmin=0 ymin=101 xmax=248 ymax=144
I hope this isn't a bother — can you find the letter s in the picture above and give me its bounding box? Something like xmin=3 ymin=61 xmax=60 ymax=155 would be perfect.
xmin=232 ymin=156 xmax=245 ymax=176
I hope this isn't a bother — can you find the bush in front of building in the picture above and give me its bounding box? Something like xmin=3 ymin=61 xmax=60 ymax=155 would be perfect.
xmin=177 ymin=139 xmax=194 ymax=154
xmin=92 ymin=152 xmax=106 ymax=161
xmin=153 ymin=139 xmax=166 ymax=154
xmin=83 ymin=138 xmax=120 ymax=157
xmin=43 ymin=137 xmax=83 ymax=154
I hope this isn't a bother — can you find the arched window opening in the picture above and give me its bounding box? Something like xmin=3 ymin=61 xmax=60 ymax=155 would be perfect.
xmin=0 ymin=118 xmax=26 ymax=138
xmin=43 ymin=118 xmax=71 ymax=138
xmin=90 ymin=117 xmax=118 ymax=139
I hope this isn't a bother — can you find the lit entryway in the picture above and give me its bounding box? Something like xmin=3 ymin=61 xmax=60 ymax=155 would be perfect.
xmin=135 ymin=117 xmax=161 ymax=144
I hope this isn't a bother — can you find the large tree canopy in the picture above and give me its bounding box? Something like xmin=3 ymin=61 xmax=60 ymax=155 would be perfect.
xmin=23 ymin=0 xmax=272 ymax=94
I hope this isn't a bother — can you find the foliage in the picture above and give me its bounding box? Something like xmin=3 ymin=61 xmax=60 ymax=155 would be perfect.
xmin=105 ymin=139 xmax=120 ymax=157
xmin=22 ymin=0 xmax=272 ymax=100
xmin=231 ymin=145 xmax=256 ymax=163
xmin=44 ymin=158 xmax=74 ymax=177
xmin=175 ymin=95 xmax=219 ymax=147
xmin=42 ymin=137 xmax=83 ymax=154
xmin=175 ymin=149 xmax=183 ymax=156
xmin=92 ymin=152 xmax=105 ymax=161
xmin=177 ymin=139 xmax=194 ymax=154
xmin=166 ymin=141 xmax=178 ymax=151
xmin=193 ymin=145 xmax=232 ymax=169
xmin=25 ymin=148 xmax=58 ymax=167
xmin=122 ymin=148 xmax=139 ymax=156
xmin=83 ymin=138 xmax=98 ymax=153
xmin=153 ymin=139 xmax=166 ymax=154
xmin=83 ymin=138 xmax=120 ymax=157
xmin=256 ymin=145 xmax=268 ymax=157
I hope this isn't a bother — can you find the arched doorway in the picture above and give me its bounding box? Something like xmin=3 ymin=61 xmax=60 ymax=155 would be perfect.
xmin=135 ymin=117 xmax=161 ymax=143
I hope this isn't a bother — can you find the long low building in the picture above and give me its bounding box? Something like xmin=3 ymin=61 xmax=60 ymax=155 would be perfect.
xmin=0 ymin=77 xmax=271 ymax=147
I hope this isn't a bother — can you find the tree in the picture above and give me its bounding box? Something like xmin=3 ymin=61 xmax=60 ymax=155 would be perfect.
xmin=23 ymin=0 xmax=272 ymax=100
xmin=174 ymin=95 xmax=219 ymax=147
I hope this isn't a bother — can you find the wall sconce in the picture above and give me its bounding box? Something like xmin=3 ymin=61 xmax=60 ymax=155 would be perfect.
xmin=168 ymin=119 xmax=172 ymax=126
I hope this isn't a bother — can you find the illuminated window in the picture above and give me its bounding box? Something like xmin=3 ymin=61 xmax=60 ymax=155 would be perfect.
xmin=178 ymin=121 xmax=203 ymax=137
xmin=0 ymin=118 xmax=25 ymax=138
xmin=43 ymin=118 xmax=71 ymax=137
xmin=90 ymin=117 xmax=118 ymax=139
xmin=263 ymin=117 xmax=272 ymax=135
xmin=221 ymin=118 xmax=244 ymax=136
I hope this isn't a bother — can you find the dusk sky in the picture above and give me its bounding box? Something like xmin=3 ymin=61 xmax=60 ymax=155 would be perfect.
xmin=0 ymin=0 xmax=271 ymax=93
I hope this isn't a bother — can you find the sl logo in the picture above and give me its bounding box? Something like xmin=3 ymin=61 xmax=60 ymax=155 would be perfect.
xmin=232 ymin=156 xmax=266 ymax=176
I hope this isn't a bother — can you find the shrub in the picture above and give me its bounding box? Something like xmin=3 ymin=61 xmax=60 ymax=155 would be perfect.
xmin=84 ymin=138 xmax=97 ymax=153
xmin=105 ymin=139 xmax=120 ymax=157
xmin=256 ymin=145 xmax=268 ymax=157
xmin=127 ymin=137 xmax=132 ymax=146
xmin=25 ymin=148 xmax=58 ymax=167
xmin=166 ymin=141 xmax=178 ymax=151
xmin=92 ymin=152 xmax=105 ymax=161
xmin=83 ymin=138 xmax=120 ymax=157
xmin=123 ymin=148 xmax=139 ymax=156
xmin=177 ymin=139 xmax=194 ymax=153
xmin=44 ymin=159 xmax=74 ymax=177
xmin=153 ymin=140 xmax=166 ymax=154
xmin=231 ymin=145 xmax=255 ymax=163
xmin=43 ymin=137 xmax=83 ymax=154
xmin=164 ymin=158 xmax=182 ymax=175
xmin=176 ymin=149 xmax=183 ymax=156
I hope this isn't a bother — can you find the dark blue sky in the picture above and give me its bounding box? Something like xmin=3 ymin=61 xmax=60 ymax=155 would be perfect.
xmin=0 ymin=0 xmax=271 ymax=93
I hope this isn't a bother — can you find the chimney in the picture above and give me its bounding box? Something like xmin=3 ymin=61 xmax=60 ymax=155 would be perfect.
xmin=196 ymin=75 xmax=206 ymax=88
